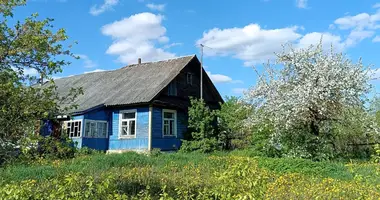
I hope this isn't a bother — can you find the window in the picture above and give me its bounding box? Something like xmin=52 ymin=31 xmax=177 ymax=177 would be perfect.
xmin=162 ymin=109 xmax=176 ymax=137
xmin=187 ymin=73 xmax=193 ymax=85
xmin=84 ymin=120 xmax=108 ymax=138
xmin=119 ymin=110 xmax=137 ymax=138
xmin=63 ymin=120 xmax=82 ymax=138
xmin=168 ymin=81 xmax=177 ymax=96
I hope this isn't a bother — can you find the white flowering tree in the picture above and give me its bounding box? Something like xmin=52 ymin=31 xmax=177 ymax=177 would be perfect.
xmin=246 ymin=43 xmax=374 ymax=157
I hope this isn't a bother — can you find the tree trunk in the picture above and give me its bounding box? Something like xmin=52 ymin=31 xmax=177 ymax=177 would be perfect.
xmin=310 ymin=121 xmax=319 ymax=136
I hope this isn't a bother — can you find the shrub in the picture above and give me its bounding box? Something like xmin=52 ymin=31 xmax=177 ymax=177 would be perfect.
xmin=75 ymin=147 xmax=100 ymax=157
xmin=149 ymin=148 xmax=162 ymax=157
xmin=19 ymin=135 xmax=76 ymax=161
xmin=180 ymin=98 xmax=219 ymax=153
xmin=216 ymin=96 xmax=252 ymax=150
xmin=180 ymin=138 xmax=219 ymax=153
xmin=371 ymin=144 xmax=380 ymax=163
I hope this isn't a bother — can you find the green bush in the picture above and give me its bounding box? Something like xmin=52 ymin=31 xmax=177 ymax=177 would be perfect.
xmin=74 ymin=146 xmax=100 ymax=157
xmin=18 ymin=135 xmax=76 ymax=162
xmin=180 ymin=138 xmax=219 ymax=153
xmin=371 ymin=144 xmax=380 ymax=163
xmin=149 ymin=148 xmax=162 ymax=157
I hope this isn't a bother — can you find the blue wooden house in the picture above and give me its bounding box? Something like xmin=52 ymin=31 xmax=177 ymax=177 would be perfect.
xmin=47 ymin=55 xmax=223 ymax=152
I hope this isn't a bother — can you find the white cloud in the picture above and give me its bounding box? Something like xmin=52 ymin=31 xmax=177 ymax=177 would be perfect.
xmin=373 ymin=3 xmax=380 ymax=9
xmin=197 ymin=24 xmax=302 ymax=66
xmin=333 ymin=10 xmax=380 ymax=44
xmin=198 ymin=7 xmax=380 ymax=66
xmin=373 ymin=35 xmax=380 ymax=42
xmin=296 ymin=0 xmax=307 ymax=8
xmin=146 ymin=3 xmax=166 ymax=12
xmin=345 ymin=30 xmax=375 ymax=46
xmin=24 ymin=68 xmax=38 ymax=76
xmin=163 ymin=42 xmax=183 ymax=49
xmin=298 ymin=32 xmax=345 ymax=50
xmin=206 ymin=71 xmax=243 ymax=84
xmin=334 ymin=12 xmax=380 ymax=30
xmin=102 ymin=12 xmax=176 ymax=64
xmin=89 ymin=0 xmax=119 ymax=16
xmin=84 ymin=69 xmax=106 ymax=74
xmin=75 ymin=54 xmax=98 ymax=68
xmin=12 ymin=67 xmax=38 ymax=76
xmin=232 ymin=88 xmax=247 ymax=94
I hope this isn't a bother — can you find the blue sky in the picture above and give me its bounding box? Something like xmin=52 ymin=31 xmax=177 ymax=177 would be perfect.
xmin=14 ymin=0 xmax=380 ymax=97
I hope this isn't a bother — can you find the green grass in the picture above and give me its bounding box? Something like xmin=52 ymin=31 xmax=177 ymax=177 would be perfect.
xmin=1 ymin=150 xmax=378 ymax=185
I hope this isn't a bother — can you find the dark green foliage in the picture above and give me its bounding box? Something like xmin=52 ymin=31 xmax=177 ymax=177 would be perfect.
xmin=0 ymin=0 xmax=82 ymax=163
xmin=187 ymin=97 xmax=217 ymax=140
xmin=149 ymin=148 xmax=162 ymax=157
xmin=217 ymin=96 xmax=252 ymax=150
xmin=180 ymin=138 xmax=219 ymax=153
xmin=181 ymin=97 xmax=219 ymax=152
xmin=18 ymin=135 xmax=77 ymax=161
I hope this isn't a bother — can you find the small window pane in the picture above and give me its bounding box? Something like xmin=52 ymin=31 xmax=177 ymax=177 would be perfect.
xmin=169 ymin=120 xmax=174 ymax=135
xmin=123 ymin=112 xmax=135 ymax=119
xmin=121 ymin=126 xmax=128 ymax=136
xmin=85 ymin=122 xmax=90 ymax=137
xmin=164 ymin=124 xmax=168 ymax=135
xmin=90 ymin=122 xmax=96 ymax=137
xmin=122 ymin=121 xmax=129 ymax=126
xmin=129 ymin=120 xmax=136 ymax=135
xmin=164 ymin=112 xmax=174 ymax=119
xmin=97 ymin=123 xmax=105 ymax=138
xmin=74 ymin=126 xmax=78 ymax=137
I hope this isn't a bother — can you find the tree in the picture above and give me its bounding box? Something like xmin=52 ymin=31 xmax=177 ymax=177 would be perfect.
xmin=0 ymin=1 xmax=80 ymax=146
xmin=245 ymin=42 xmax=377 ymax=159
xmin=217 ymin=96 xmax=252 ymax=150
xmin=180 ymin=97 xmax=219 ymax=153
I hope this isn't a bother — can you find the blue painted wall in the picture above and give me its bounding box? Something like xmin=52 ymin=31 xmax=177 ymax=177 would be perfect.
xmin=57 ymin=106 xmax=188 ymax=151
xmin=83 ymin=109 xmax=109 ymax=121
xmin=108 ymin=107 xmax=149 ymax=150
xmin=81 ymin=108 xmax=110 ymax=151
xmin=151 ymin=107 xmax=187 ymax=151
xmin=82 ymin=138 xmax=108 ymax=150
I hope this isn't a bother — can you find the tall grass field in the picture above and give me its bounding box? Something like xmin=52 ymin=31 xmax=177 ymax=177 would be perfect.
xmin=0 ymin=150 xmax=379 ymax=199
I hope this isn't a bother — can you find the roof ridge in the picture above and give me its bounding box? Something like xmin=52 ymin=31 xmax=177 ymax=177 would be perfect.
xmin=127 ymin=55 xmax=196 ymax=67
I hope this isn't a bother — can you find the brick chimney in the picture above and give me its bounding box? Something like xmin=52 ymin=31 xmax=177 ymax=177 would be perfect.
xmin=138 ymin=58 xmax=142 ymax=64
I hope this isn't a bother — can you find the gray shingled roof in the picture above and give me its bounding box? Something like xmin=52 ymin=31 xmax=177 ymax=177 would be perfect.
xmin=54 ymin=55 xmax=196 ymax=113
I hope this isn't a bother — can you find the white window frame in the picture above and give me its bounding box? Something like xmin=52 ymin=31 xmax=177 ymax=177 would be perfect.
xmin=63 ymin=119 xmax=83 ymax=138
xmin=119 ymin=109 xmax=137 ymax=139
xmin=162 ymin=109 xmax=177 ymax=137
xmin=84 ymin=120 xmax=108 ymax=138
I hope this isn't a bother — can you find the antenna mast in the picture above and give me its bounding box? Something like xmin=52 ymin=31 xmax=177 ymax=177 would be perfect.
xmin=200 ymin=44 xmax=204 ymax=100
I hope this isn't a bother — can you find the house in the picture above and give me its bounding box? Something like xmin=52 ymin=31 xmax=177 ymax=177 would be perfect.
xmin=43 ymin=55 xmax=223 ymax=152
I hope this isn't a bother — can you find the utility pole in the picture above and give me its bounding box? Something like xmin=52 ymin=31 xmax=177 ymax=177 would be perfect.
xmin=200 ymin=44 xmax=204 ymax=100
